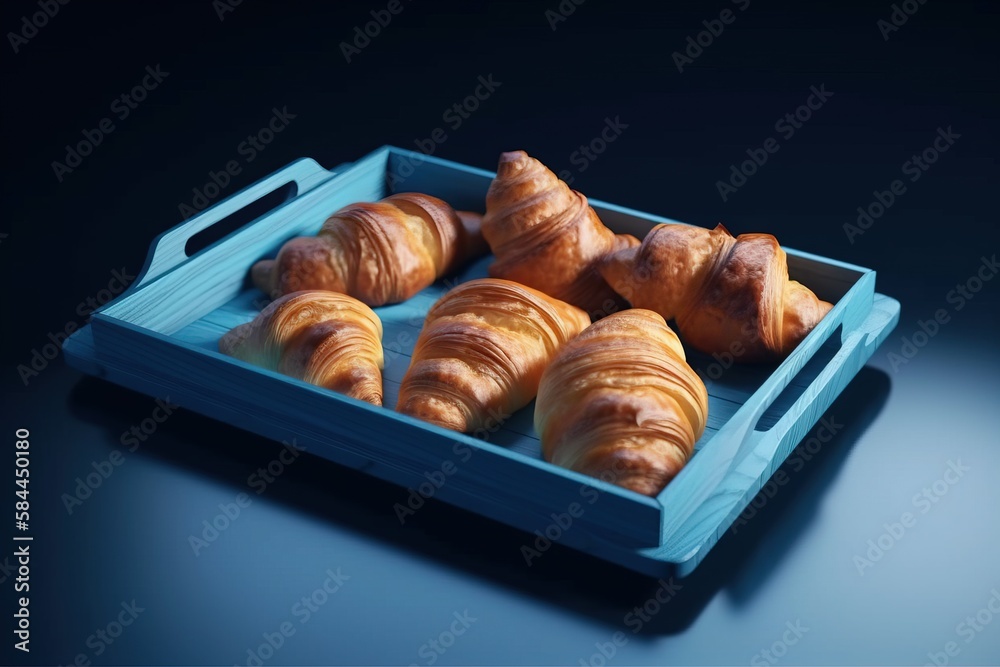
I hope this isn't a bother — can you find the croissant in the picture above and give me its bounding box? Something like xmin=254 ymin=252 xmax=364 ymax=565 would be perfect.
xmin=481 ymin=150 xmax=639 ymax=317
xmin=219 ymin=290 xmax=384 ymax=405
xmin=535 ymin=309 xmax=709 ymax=496
xmin=251 ymin=193 xmax=487 ymax=306
xmin=397 ymin=278 xmax=590 ymax=433
xmin=600 ymin=223 xmax=833 ymax=362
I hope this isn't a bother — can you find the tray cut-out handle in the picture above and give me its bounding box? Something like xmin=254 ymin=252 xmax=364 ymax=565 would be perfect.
xmin=138 ymin=158 xmax=335 ymax=288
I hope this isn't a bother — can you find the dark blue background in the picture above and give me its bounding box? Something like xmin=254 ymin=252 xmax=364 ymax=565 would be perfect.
xmin=2 ymin=1 xmax=998 ymax=664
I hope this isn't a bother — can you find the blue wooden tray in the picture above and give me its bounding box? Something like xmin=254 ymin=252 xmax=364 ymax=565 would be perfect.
xmin=63 ymin=146 xmax=900 ymax=577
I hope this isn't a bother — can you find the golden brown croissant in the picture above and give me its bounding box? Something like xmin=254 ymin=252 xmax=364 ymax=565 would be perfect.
xmin=535 ymin=309 xmax=709 ymax=496
xmin=219 ymin=290 xmax=384 ymax=405
xmin=251 ymin=193 xmax=487 ymax=306
xmin=600 ymin=223 xmax=833 ymax=362
xmin=481 ymin=151 xmax=640 ymax=317
xmin=397 ymin=278 xmax=590 ymax=433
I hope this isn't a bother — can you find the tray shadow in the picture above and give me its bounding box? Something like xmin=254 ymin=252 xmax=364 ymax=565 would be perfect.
xmin=66 ymin=365 xmax=890 ymax=637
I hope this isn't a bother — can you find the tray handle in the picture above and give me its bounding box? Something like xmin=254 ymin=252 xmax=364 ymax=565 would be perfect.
xmin=138 ymin=157 xmax=335 ymax=288
xmin=659 ymin=293 xmax=900 ymax=565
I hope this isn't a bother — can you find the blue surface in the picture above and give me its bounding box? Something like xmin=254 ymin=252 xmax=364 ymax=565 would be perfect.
xmin=10 ymin=341 xmax=999 ymax=665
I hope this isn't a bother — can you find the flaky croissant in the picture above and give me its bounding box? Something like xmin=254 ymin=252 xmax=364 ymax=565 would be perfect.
xmin=219 ymin=290 xmax=384 ymax=405
xmin=481 ymin=151 xmax=639 ymax=317
xmin=600 ymin=223 xmax=833 ymax=362
xmin=397 ymin=278 xmax=591 ymax=433
xmin=535 ymin=309 xmax=709 ymax=496
xmin=252 ymin=193 xmax=487 ymax=306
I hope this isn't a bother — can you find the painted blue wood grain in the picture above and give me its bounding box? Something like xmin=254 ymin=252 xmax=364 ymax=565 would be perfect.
xmin=65 ymin=145 xmax=901 ymax=576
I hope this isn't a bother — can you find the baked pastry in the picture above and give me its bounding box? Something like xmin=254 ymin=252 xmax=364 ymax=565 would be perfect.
xmin=251 ymin=193 xmax=487 ymax=306
xmin=481 ymin=150 xmax=639 ymax=317
xmin=600 ymin=223 xmax=833 ymax=361
xmin=397 ymin=278 xmax=590 ymax=433
xmin=219 ymin=290 xmax=384 ymax=405
xmin=535 ymin=309 xmax=709 ymax=496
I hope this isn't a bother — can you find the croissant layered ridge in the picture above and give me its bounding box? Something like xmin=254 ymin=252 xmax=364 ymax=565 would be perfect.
xmin=397 ymin=278 xmax=591 ymax=433
xmin=482 ymin=151 xmax=639 ymax=317
xmin=252 ymin=193 xmax=486 ymax=306
xmin=219 ymin=290 xmax=384 ymax=405
xmin=535 ymin=309 xmax=709 ymax=496
xmin=600 ymin=223 xmax=833 ymax=361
